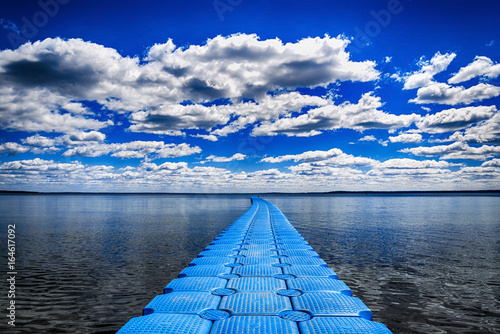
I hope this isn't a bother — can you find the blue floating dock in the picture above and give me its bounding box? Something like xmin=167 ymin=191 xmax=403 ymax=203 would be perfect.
xmin=118 ymin=196 xmax=392 ymax=334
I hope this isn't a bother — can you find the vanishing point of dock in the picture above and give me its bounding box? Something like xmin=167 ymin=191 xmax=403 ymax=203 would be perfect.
xmin=118 ymin=196 xmax=392 ymax=333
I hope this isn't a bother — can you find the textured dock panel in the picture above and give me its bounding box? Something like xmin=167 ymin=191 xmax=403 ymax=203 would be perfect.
xmin=239 ymin=250 xmax=277 ymax=257
xmin=281 ymin=256 xmax=328 ymax=267
xmin=283 ymin=265 xmax=338 ymax=278
xmin=178 ymin=265 xmax=232 ymax=278
xmin=279 ymin=249 xmax=320 ymax=257
xmin=231 ymin=264 xmax=283 ymax=277
xmin=164 ymin=277 xmax=227 ymax=293
xmin=198 ymin=250 xmax=238 ymax=257
xmin=117 ymin=313 xmax=212 ymax=334
xmin=292 ymin=292 xmax=372 ymax=319
xmin=275 ymin=238 xmax=307 ymax=244
xmin=246 ymin=243 xmax=277 ymax=249
xmin=242 ymin=238 xmax=275 ymax=243
xmin=209 ymin=316 xmax=299 ymax=334
xmin=143 ymin=292 xmax=221 ymax=315
xmin=219 ymin=292 xmax=292 ymax=315
xmin=299 ymin=316 xmax=392 ymax=334
xmin=205 ymin=244 xmax=245 ymax=251
xmin=210 ymin=238 xmax=245 ymax=244
xmin=238 ymin=256 xmax=279 ymax=265
xmin=286 ymin=277 xmax=352 ymax=295
xmin=281 ymin=256 xmax=327 ymax=266
xmin=118 ymin=196 xmax=392 ymax=334
xmin=190 ymin=257 xmax=235 ymax=266
xmin=279 ymin=244 xmax=314 ymax=250
xmin=226 ymin=276 xmax=286 ymax=292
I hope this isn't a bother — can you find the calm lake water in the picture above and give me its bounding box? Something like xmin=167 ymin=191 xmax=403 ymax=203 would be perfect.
xmin=0 ymin=193 xmax=499 ymax=333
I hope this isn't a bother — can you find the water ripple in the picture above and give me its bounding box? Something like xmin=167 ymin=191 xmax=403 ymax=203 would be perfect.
xmin=1 ymin=194 xmax=499 ymax=333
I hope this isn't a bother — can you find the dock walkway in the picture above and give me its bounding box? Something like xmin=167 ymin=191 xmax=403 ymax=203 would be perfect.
xmin=118 ymin=196 xmax=392 ymax=333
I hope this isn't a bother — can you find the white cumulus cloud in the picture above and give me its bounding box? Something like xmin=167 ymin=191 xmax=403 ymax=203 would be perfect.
xmin=397 ymin=52 xmax=456 ymax=90
xmin=400 ymin=142 xmax=500 ymax=160
xmin=376 ymin=158 xmax=452 ymax=169
xmin=410 ymin=82 xmax=500 ymax=105
xmin=146 ymin=33 xmax=380 ymax=100
xmin=62 ymin=141 xmax=201 ymax=159
xmin=261 ymin=148 xmax=376 ymax=167
xmin=448 ymin=56 xmax=500 ymax=84
xmin=416 ymin=106 xmax=496 ymax=133
xmin=252 ymin=93 xmax=420 ymax=137
xmin=0 ymin=142 xmax=30 ymax=155
xmin=359 ymin=135 xmax=377 ymax=141
xmin=389 ymin=132 xmax=423 ymax=143
xmin=0 ymin=35 xmax=381 ymax=138
xmin=203 ymin=153 xmax=247 ymax=163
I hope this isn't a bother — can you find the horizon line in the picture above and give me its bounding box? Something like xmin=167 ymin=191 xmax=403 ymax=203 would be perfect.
xmin=2 ymin=190 xmax=500 ymax=195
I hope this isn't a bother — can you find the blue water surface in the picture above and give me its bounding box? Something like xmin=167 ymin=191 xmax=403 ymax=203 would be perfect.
xmin=0 ymin=193 xmax=499 ymax=333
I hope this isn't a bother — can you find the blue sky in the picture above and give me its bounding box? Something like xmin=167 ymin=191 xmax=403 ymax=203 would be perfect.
xmin=0 ymin=0 xmax=499 ymax=192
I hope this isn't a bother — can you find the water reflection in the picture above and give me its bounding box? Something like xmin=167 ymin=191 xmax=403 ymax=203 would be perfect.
xmin=1 ymin=194 xmax=250 ymax=333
